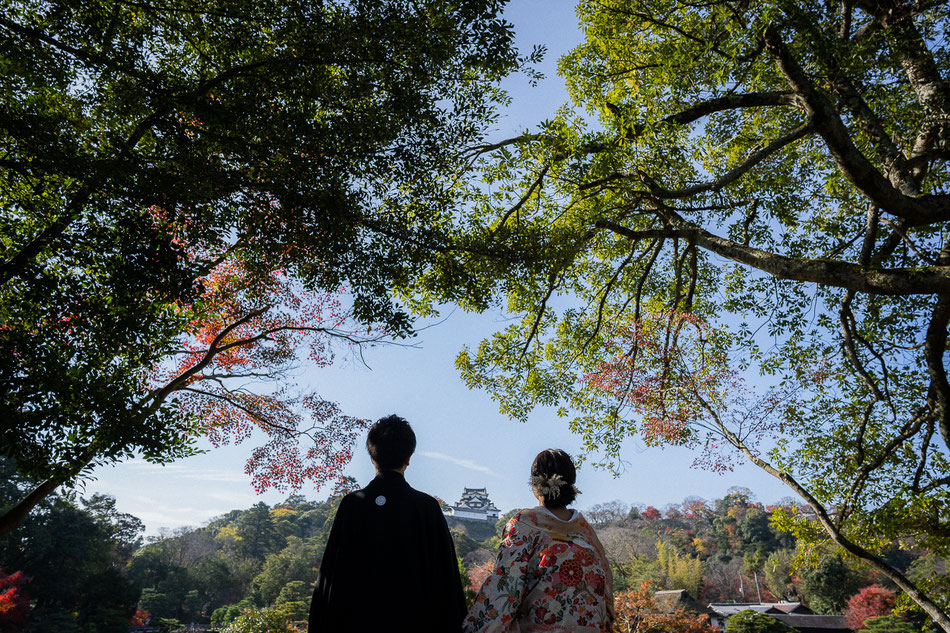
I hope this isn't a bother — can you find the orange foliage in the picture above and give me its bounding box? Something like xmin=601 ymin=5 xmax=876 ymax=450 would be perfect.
xmin=613 ymin=583 xmax=714 ymax=633
xmin=584 ymin=311 xmax=723 ymax=447
xmin=467 ymin=561 xmax=495 ymax=593
xmin=130 ymin=609 xmax=150 ymax=626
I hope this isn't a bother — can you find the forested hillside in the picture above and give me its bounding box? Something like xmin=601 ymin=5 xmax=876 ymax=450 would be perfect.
xmin=2 ymin=467 xmax=946 ymax=632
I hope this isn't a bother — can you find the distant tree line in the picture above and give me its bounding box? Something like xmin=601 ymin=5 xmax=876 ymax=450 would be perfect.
xmin=2 ymin=469 xmax=945 ymax=632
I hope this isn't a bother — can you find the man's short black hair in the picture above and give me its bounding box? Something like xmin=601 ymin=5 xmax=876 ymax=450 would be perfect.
xmin=366 ymin=414 xmax=416 ymax=470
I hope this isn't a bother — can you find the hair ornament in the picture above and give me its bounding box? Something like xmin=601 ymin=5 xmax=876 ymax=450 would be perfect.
xmin=530 ymin=474 xmax=581 ymax=499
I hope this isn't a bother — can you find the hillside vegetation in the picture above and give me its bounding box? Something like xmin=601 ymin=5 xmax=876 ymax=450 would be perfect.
xmin=2 ymin=467 xmax=945 ymax=632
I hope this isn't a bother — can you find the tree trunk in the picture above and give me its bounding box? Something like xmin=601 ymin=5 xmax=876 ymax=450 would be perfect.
xmin=724 ymin=427 xmax=950 ymax=632
xmin=0 ymin=476 xmax=62 ymax=536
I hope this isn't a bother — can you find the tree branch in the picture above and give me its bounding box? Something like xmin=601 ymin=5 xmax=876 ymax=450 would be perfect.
xmin=141 ymin=306 xmax=271 ymax=409
xmin=762 ymin=24 xmax=950 ymax=226
xmin=522 ymin=268 xmax=558 ymax=359
xmin=469 ymin=92 xmax=799 ymax=170
xmin=0 ymin=16 xmax=150 ymax=79
xmin=594 ymin=217 xmax=950 ymax=295
xmin=580 ymin=245 xmax=640 ymax=354
xmin=693 ymin=389 xmax=950 ymax=632
xmin=925 ymin=292 xmax=950 ymax=450
xmin=491 ymin=164 xmax=550 ymax=239
xmin=0 ymin=449 xmax=95 ymax=537
xmin=856 ymin=0 xmax=950 ymax=170
xmin=179 ymin=387 xmax=298 ymax=436
xmin=842 ymin=407 xmax=928 ymax=522
xmin=639 ymin=122 xmax=814 ymax=198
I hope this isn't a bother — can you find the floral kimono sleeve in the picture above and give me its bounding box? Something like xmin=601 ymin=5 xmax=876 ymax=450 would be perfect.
xmin=463 ymin=515 xmax=539 ymax=633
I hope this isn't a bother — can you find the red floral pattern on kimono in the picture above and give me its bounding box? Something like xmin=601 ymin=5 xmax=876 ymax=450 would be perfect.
xmin=463 ymin=507 xmax=614 ymax=633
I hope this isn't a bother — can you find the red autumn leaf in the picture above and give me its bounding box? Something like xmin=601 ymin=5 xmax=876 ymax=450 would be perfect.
xmin=130 ymin=609 xmax=150 ymax=626
xmin=642 ymin=506 xmax=662 ymax=520
xmin=467 ymin=561 xmax=495 ymax=592
xmin=148 ymin=255 xmax=379 ymax=494
xmin=0 ymin=569 xmax=31 ymax=629
xmin=845 ymin=585 xmax=897 ymax=630
xmin=583 ymin=309 xmax=801 ymax=473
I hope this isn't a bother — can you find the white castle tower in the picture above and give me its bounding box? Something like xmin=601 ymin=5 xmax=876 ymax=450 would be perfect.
xmin=444 ymin=487 xmax=500 ymax=522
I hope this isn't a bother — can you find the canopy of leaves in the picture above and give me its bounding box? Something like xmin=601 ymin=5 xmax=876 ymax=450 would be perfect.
xmin=123 ymin=495 xmax=338 ymax=625
xmin=0 ymin=0 xmax=519 ymax=514
xmin=863 ymin=614 xmax=920 ymax=633
xmin=800 ymin=554 xmax=863 ymax=614
xmin=408 ymin=0 xmax=950 ymax=624
xmin=221 ymin=607 xmax=293 ymax=633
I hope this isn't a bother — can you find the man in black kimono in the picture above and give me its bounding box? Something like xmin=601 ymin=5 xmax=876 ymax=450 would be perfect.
xmin=309 ymin=414 xmax=466 ymax=633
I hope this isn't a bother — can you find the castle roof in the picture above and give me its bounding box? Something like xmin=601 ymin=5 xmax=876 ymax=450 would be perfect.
xmin=449 ymin=487 xmax=499 ymax=513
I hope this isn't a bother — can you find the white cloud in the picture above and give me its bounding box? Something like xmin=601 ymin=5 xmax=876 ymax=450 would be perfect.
xmin=122 ymin=499 xmax=226 ymax=532
xmin=128 ymin=505 xmax=225 ymax=531
xmin=119 ymin=460 xmax=248 ymax=483
xmin=204 ymin=490 xmax=260 ymax=505
xmin=418 ymin=451 xmax=500 ymax=478
xmin=194 ymin=470 xmax=250 ymax=484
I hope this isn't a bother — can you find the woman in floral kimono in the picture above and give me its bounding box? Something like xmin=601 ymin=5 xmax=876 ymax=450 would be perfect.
xmin=464 ymin=449 xmax=615 ymax=633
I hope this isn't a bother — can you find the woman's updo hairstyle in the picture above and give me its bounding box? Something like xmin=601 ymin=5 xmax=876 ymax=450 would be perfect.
xmin=530 ymin=448 xmax=580 ymax=508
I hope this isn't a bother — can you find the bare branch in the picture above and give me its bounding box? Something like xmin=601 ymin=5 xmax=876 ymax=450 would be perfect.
xmin=925 ymin=292 xmax=950 ymax=450
xmin=659 ymin=91 xmax=799 ymax=127
xmin=0 ymin=16 xmax=149 ymax=79
xmin=600 ymin=5 xmax=731 ymax=58
xmin=858 ymin=0 xmax=950 ymax=170
xmin=0 ymin=448 xmax=96 ymax=537
xmin=580 ymin=244 xmax=639 ymax=354
xmin=461 ymin=134 xmax=544 ymax=161
xmin=491 ymin=164 xmax=550 ymax=239
xmin=609 ymin=91 xmax=799 ymax=145
xmin=469 ymin=92 xmax=799 ymax=172
xmin=521 ymin=269 xmax=558 ymax=359
xmin=588 ymin=119 xmax=810 ymax=198
xmin=141 ymin=306 xmax=271 ymax=409
xmin=840 ymin=0 xmax=853 ymax=38
xmin=179 ymin=387 xmax=298 ymax=436
xmin=917 ymin=475 xmax=950 ymax=494
xmin=630 ymin=238 xmax=665 ymax=325
xmin=879 ymin=218 xmax=938 ymax=264
xmin=824 ymin=62 xmax=918 ymax=194
xmin=843 ymin=407 xmax=929 ymax=521
xmin=913 ymin=421 xmax=935 ymax=492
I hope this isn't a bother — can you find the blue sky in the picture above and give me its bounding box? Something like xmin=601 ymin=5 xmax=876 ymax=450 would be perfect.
xmin=87 ymin=0 xmax=795 ymax=535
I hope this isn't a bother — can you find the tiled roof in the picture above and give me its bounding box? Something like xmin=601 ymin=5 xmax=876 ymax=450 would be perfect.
xmin=771 ymin=614 xmax=850 ymax=631
xmin=705 ymin=605 xmax=850 ymax=632
xmin=709 ymin=604 xmax=779 ymax=616
xmin=708 ymin=603 xmax=812 ymax=617
xmin=653 ymin=590 xmax=716 ymax=615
